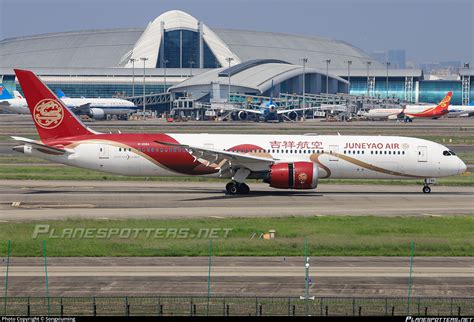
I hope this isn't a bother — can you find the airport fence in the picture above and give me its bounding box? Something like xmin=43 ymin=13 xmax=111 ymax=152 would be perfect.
xmin=1 ymin=296 xmax=472 ymax=316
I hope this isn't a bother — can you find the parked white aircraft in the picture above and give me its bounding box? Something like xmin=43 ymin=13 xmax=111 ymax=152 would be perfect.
xmin=447 ymin=105 xmax=474 ymax=117
xmin=0 ymin=85 xmax=136 ymax=119
xmin=0 ymin=84 xmax=28 ymax=113
xmin=11 ymin=69 xmax=466 ymax=195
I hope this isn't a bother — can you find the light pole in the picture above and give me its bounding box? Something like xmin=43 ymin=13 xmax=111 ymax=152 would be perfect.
xmin=324 ymin=59 xmax=331 ymax=96
xmin=163 ymin=59 xmax=169 ymax=94
xmin=163 ymin=59 xmax=171 ymax=115
xmin=189 ymin=60 xmax=194 ymax=78
xmin=140 ymin=57 xmax=148 ymax=115
xmin=226 ymin=57 xmax=234 ymax=102
xmin=386 ymin=61 xmax=391 ymax=98
xmin=130 ymin=58 xmax=136 ymax=97
xmin=346 ymin=60 xmax=352 ymax=94
xmin=366 ymin=61 xmax=372 ymax=97
xmin=301 ymin=58 xmax=308 ymax=108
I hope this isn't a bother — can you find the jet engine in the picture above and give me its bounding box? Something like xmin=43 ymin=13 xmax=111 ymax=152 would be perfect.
xmin=238 ymin=111 xmax=248 ymax=120
xmin=264 ymin=162 xmax=318 ymax=189
xmin=88 ymin=108 xmax=106 ymax=120
xmin=287 ymin=111 xmax=298 ymax=121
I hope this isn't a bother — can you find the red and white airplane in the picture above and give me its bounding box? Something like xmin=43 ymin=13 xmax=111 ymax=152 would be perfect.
xmin=12 ymin=69 xmax=466 ymax=194
xmin=363 ymin=92 xmax=452 ymax=120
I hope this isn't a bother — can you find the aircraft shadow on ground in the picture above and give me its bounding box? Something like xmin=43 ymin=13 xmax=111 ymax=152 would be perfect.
xmin=24 ymin=188 xmax=469 ymax=198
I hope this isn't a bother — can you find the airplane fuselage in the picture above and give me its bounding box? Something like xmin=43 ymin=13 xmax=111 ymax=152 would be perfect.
xmin=19 ymin=134 xmax=465 ymax=180
xmin=0 ymin=97 xmax=135 ymax=114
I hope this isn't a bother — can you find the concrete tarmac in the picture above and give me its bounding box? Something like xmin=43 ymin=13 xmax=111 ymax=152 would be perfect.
xmin=0 ymin=257 xmax=471 ymax=297
xmin=0 ymin=180 xmax=473 ymax=221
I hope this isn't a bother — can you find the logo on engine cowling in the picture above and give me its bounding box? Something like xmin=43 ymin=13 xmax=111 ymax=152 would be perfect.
xmin=298 ymin=172 xmax=308 ymax=183
xmin=33 ymin=99 xmax=64 ymax=129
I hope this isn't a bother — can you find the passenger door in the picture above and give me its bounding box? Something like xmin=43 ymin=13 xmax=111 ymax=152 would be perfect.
xmin=417 ymin=146 xmax=427 ymax=162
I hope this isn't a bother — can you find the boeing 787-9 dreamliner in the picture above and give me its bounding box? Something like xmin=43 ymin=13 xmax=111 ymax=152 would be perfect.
xmin=11 ymin=69 xmax=466 ymax=194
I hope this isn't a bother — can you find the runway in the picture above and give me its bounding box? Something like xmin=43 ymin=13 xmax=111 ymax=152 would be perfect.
xmin=0 ymin=180 xmax=473 ymax=220
xmin=0 ymin=257 xmax=472 ymax=297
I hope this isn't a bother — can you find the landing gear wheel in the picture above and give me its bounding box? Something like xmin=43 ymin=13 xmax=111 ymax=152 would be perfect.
xmin=238 ymin=183 xmax=250 ymax=195
xmin=422 ymin=186 xmax=431 ymax=194
xmin=226 ymin=182 xmax=250 ymax=195
xmin=226 ymin=182 xmax=239 ymax=195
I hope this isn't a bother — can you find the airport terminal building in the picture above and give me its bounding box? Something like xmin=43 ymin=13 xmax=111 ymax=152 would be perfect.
xmin=0 ymin=10 xmax=472 ymax=109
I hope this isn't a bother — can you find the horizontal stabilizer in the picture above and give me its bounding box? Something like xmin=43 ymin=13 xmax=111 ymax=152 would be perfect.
xmin=11 ymin=136 xmax=72 ymax=155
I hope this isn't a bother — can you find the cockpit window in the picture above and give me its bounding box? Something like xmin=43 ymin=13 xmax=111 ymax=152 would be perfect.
xmin=449 ymin=150 xmax=456 ymax=156
xmin=443 ymin=150 xmax=451 ymax=156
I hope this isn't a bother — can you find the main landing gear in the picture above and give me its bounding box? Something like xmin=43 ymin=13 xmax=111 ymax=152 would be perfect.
xmin=422 ymin=178 xmax=436 ymax=194
xmin=226 ymin=181 xmax=250 ymax=195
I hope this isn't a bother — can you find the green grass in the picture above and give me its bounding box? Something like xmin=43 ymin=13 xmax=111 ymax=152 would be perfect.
xmin=0 ymin=165 xmax=232 ymax=182
xmin=0 ymin=216 xmax=472 ymax=257
xmin=457 ymin=152 xmax=474 ymax=165
xmin=419 ymin=135 xmax=474 ymax=145
xmin=0 ymin=164 xmax=472 ymax=185
xmin=0 ymin=154 xmax=50 ymax=164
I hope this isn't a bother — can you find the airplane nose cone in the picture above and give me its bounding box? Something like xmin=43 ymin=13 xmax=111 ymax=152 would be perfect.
xmin=459 ymin=159 xmax=467 ymax=174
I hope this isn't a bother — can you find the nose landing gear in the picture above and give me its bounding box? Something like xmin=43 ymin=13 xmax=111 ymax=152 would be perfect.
xmin=225 ymin=181 xmax=250 ymax=195
xmin=422 ymin=178 xmax=436 ymax=194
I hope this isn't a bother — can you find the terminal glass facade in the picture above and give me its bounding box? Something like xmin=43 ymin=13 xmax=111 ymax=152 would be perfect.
xmin=157 ymin=30 xmax=219 ymax=69
xmin=349 ymin=78 xmax=468 ymax=104
xmin=419 ymin=81 xmax=462 ymax=105
xmin=349 ymin=78 xmax=406 ymax=100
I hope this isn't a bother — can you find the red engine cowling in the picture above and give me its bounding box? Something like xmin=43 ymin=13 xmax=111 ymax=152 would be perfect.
xmin=265 ymin=162 xmax=318 ymax=189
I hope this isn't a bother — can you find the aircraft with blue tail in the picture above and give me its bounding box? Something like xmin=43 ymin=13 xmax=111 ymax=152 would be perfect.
xmin=226 ymin=81 xmax=324 ymax=122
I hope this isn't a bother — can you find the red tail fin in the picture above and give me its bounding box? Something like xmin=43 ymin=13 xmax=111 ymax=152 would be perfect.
xmin=14 ymin=69 xmax=92 ymax=141
xmin=434 ymin=91 xmax=452 ymax=114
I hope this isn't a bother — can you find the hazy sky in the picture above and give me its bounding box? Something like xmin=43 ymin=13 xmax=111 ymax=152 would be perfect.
xmin=1 ymin=0 xmax=472 ymax=64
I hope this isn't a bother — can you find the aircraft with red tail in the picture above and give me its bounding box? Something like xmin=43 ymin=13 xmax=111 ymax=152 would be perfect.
xmin=363 ymin=92 xmax=453 ymax=120
xmin=11 ymin=69 xmax=466 ymax=194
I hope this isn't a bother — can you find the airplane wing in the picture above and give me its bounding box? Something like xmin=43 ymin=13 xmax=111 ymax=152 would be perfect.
xmin=11 ymin=136 xmax=73 ymax=155
xmin=73 ymin=103 xmax=91 ymax=114
xmin=155 ymin=140 xmax=277 ymax=173
xmin=221 ymin=107 xmax=265 ymax=115
xmin=277 ymin=107 xmax=323 ymax=115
